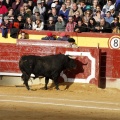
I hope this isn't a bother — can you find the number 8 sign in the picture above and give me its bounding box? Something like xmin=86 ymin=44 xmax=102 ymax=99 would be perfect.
xmin=108 ymin=36 xmax=120 ymax=49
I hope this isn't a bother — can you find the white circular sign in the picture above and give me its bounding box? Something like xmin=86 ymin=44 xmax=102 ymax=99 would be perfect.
xmin=108 ymin=36 xmax=120 ymax=49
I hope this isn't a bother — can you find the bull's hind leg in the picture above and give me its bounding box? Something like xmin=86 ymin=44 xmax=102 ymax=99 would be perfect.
xmin=22 ymin=74 xmax=30 ymax=90
xmin=54 ymin=78 xmax=59 ymax=90
xmin=45 ymin=77 xmax=49 ymax=90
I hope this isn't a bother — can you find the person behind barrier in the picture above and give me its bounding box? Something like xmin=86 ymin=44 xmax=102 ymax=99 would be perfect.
xmin=95 ymin=17 xmax=112 ymax=33
xmin=56 ymin=32 xmax=69 ymax=41
xmin=41 ymin=32 xmax=56 ymax=40
xmin=67 ymin=38 xmax=78 ymax=48
xmin=1 ymin=16 xmax=12 ymax=38
xmin=20 ymin=31 xmax=27 ymax=39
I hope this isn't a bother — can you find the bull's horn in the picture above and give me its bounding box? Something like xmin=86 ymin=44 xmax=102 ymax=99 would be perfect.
xmin=82 ymin=62 xmax=88 ymax=65
xmin=68 ymin=55 xmax=76 ymax=59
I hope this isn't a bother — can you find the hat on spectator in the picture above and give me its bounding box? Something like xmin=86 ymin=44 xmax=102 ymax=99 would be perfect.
xmin=51 ymin=3 xmax=56 ymax=8
xmin=37 ymin=0 xmax=42 ymax=4
xmin=4 ymin=16 xmax=9 ymax=20
xmin=49 ymin=17 xmax=54 ymax=21
xmin=47 ymin=32 xmax=53 ymax=37
xmin=34 ymin=8 xmax=39 ymax=13
xmin=60 ymin=32 xmax=66 ymax=37
xmin=109 ymin=5 xmax=115 ymax=10
xmin=68 ymin=38 xmax=75 ymax=43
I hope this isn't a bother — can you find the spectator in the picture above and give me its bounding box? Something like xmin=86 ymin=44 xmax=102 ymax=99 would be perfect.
xmin=13 ymin=14 xmax=24 ymax=29
xmin=93 ymin=5 xmax=105 ymax=17
xmin=28 ymin=0 xmax=35 ymax=11
xmin=48 ymin=8 xmax=58 ymax=23
xmin=53 ymin=0 xmax=61 ymax=11
xmin=92 ymin=0 xmax=99 ymax=12
xmin=83 ymin=10 xmax=92 ymax=25
xmin=45 ymin=16 xmax=55 ymax=31
xmin=55 ymin=15 xmax=65 ymax=31
xmin=65 ymin=16 xmax=76 ymax=32
xmin=20 ymin=31 xmax=27 ymax=39
xmin=59 ymin=4 xmax=69 ymax=22
xmin=102 ymin=0 xmax=113 ymax=14
xmin=1 ymin=16 xmax=12 ymax=38
xmin=95 ymin=18 xmax=112 ymax=33
xmin=111 ymin=17 xmax=120 ymax=33
xmin=69 ymin=3 xmax=83 ymax=17
xmin=24 ymin=17 xmax=32 ymax=30
xmin=16 ymin=6 xmax=30 ymax=22
xmin=41 ymin=32 xmax=56 ymax=40
xmin=87 ymin=17 xmax=97 ymax=32
xmin=31 ymin=8 xmax=44 ymax=22
xmin=104 ymin=11 xmax=114 ymax=24
xmin=78 ymin=0 xmax=87 ymax=13
xmin=23 ymin=3 xmax=32 ymax=16
xmin=67 ymin=38 xmax=78 ymax=48
xmin=0 ymin=2 xmax=8 ymax=15
xmin=12 ymin=0 xmax=24 ymax=12
xmin=109 ymin=5 xmax=117 ymax=17
xmin=93 ymin=10 xmax=102 ymax=23
xmin=2 ymin=0 xmax=13 ymax=8
xmin=4 ymin=7 xmax=15 ymax=23
xmin=65 ymin=0 xmax=72 ymax=10
xmin=32 ymin=17 xmax=44 ymax=30
xmin=57 ymin=32 xmax=69 ymax=41
xmin=73 ymin=11 xmax=82 ymax=23
xmin=33 ymin=0 xmax=46 ymax=16
xmin=74 ymin=19 xmax=88 ymax=33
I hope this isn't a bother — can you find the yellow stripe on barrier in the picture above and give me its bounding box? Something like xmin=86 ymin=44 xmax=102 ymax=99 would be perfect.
xmin=0 ymin=33 xmax=109 ymax=48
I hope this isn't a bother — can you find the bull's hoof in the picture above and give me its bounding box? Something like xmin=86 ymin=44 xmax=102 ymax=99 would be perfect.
xmin=45 ymin=87 xmax=48 ymax=90
xmin=56 ymin=88 xmax=60 ymax=90
xmin=26 ymin=87 xmax=30 ymax=90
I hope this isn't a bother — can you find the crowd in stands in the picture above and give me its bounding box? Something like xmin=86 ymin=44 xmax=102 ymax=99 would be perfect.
xmin=0 ymin=0 xmax=120 ymax=39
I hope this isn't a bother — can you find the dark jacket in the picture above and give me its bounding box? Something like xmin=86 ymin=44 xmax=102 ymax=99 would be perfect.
xmin=45 ymin=23 xmax=55 ymax=31
xmin=95 ymin=21 xmax=112 ymax=33
xmin=41 ymin=36 xmax=56 ymax=40
xmin=111 ymin=22 xmax=120 ymax=29
xmin=74 ymin=23 xmax=88 ymax=32
xmin=57 ymin=36 xmax=68 ymax=41
xmin=24 ymin=23 xmax=32 ymax=30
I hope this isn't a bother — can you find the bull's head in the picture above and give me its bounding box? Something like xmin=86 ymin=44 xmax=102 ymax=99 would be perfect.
xmin=65 ymin=55 xmax=77 ymax=70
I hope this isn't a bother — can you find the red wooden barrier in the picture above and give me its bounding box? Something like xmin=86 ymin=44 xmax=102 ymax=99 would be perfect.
xmin=0 ymin=40 xmax=100 ymax=86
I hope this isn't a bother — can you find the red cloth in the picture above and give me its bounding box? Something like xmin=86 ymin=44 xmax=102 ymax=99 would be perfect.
xmin=33 ymin=0 xmax=37 ymax=2
xmin=0 ymin=5 xmax=8 ymax=14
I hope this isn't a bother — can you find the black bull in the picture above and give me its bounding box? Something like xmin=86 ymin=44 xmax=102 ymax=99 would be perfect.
xmin=19 ymin=54 xmax=86 ymax=90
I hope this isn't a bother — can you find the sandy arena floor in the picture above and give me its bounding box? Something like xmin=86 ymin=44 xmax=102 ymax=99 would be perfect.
xmin=0 ymin=83 xmax=120 ymax=120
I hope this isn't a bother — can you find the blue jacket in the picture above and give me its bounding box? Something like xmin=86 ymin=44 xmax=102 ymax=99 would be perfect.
xmin=59 ymin=9 xmax=69 ymax=20
xmin=115 ymin=0 xmax=120 ymax=10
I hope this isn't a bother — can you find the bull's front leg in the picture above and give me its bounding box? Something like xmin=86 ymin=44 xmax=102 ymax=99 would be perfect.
xmin=22 ymin=73 xmax=30 ymax=90
xmin=45 ymin=77 xmax=49 ymax=90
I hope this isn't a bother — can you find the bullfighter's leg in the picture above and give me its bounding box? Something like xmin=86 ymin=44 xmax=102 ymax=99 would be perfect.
xmin=21 ymin=73 xmax=30 ymax=90
xmin=45 ymin=77 xmax=49 ymax=90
